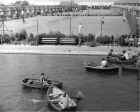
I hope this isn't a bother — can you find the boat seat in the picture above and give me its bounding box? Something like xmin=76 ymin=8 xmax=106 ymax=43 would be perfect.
xmin=49 ymin=93 xmax=62 ymax=98
xmin=28 ymin=80 xmax=33 ymax=84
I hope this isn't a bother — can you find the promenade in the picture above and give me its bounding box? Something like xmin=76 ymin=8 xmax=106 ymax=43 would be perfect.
xmin=0 ymin=45 xmax=139 ymax=55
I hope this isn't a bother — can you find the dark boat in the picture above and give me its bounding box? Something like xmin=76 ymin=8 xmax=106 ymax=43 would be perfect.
xmin=107 ymin=56 xmax=137 ymax=64
xmin=47 ymin=85 xmax=78 ymax=112
xmin=22 ymin=78 xmax=62 ymax=90
xmin=84 ymin=63 xmax=119 ymax=71
xmin=122 ymin=64 xmax=139 ymax=72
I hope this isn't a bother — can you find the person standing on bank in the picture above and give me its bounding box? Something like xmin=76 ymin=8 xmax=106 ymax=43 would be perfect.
xmin=78 ymin=23 xmax=82 ymax=46
xmin=23 ymin=16 xmax=26 ymax=24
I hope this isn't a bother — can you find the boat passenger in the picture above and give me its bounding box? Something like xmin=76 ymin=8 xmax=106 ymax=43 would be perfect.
xmin=108 ymin=49 xmax=114 ymax=57
xmin=101 ymin=58 xmax=108 ymax=67
xmin=58 ymin=93 xmax=69 ymax=109
xmin=40 ymin=73 xmax=49 ymax=85
xmin=127 ymin=49 xmax=132 ymax=59
xmin=136 ymin=53 xmax=140 ymax=67
xmin=121 ymin=50 xmax=129 ymax=61
xmin=51 ymin=92 xmax=70 ymax=109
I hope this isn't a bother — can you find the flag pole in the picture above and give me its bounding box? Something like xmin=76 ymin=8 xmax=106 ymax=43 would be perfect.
xmin=101 ymin=18 xmax=102 ymax=38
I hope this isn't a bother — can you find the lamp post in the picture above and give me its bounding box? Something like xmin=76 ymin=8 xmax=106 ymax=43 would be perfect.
xmin=101 ymin=17 xmax=104 ymax=38
xmin=37 ymin=19 xmax=39 ymax=35
xmin=70 ymin=16 xmax=72 ymax=37
xmin=34 ymin=18 xmax=39 ymax=46
xmin=70 ymin=0 xmax=73 ymax=37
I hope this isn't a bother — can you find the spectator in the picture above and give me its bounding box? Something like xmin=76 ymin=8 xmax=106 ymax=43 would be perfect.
xmin=127 ymin=49 xmax=132 ymax=59
xmin=136 ymin=53 xmax=140 ymax=67
xmin=129 ymin=36 xmax=134 ymax=47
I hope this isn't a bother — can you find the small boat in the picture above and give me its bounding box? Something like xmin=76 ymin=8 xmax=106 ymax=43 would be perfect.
xmin=84 ymin=63 xmax=119 ymax=71
xmin=47 ymin=85 xmax=78 ymax=112
xmin=107 ymin=56 xmax=137 ymax=64
xmin=122 ymin=64 xmax=139 ymax=72
xmin=22 ymin=78 xmax=62 ymax=90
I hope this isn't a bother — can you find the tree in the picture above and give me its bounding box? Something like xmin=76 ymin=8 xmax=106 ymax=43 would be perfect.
xmin=14 ymin=1 xmax=22 ymax=5
xmin=14 ymin=0 xmax=29 ymax=6
xmin=87 ymin=34 xmax=95 ymax=42
xmin=0 ymin=3 xmax=5 ymax=6
xmin=96 ymin=35 xmax=111 ymax=44
xmin=22 ymin=1 xmax=29 ymax=6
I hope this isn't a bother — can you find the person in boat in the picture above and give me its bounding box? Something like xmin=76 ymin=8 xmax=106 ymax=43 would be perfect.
xmin=127 ymin=49 xmax=132 ymax=59
xmin=40 ymin=73 xmax=49 ymax=86
xmin=108 ymin=49 xmax=114 ymax=57
xmin=51 ymin=92 xmax=70 ymax=109
xmin=59 ymin=93 xmax=70 ymax=109
xmin=136 ymin=53 xmax=140 ymax=67
xmin=100 ymin=58 xmax=108 ymax=67
xmin=121 ymin=50 xmax=129 ymax=61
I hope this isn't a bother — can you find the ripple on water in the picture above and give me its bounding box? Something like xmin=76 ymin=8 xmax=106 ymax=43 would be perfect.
xmin=0 ymin=54 xmax=139 ymax=111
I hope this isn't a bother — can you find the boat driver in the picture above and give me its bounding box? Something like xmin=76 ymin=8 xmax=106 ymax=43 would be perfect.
xmin=40 ymin=73 xmax=49 ymax=85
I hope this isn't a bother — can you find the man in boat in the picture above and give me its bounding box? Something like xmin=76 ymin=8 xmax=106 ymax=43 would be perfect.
xmin=127 ymin=49 xmax=132 ymax=59
xmin=100 ymin=58 xmax=108 ymax=67
xmin=59 ymin=93 xmax=70 ymax=109
xmin=51 ymin=92 xmax=70 ymax=109
xmin=121 ymin=50 xmax=129 ymax=61
xmin=40 ymin=73 xmax=49 ymax=86
xmin=107 ymin=49 xmax=122 ymax=62
xmin=136 ymin=53 xmax=140 ymax=67
xmin=108 ymin=49 xmax=114 ymax=57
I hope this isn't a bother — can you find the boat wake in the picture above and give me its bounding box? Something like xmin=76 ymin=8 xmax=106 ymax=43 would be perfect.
xmin=28 ymin=99 xmax=47 ymax=103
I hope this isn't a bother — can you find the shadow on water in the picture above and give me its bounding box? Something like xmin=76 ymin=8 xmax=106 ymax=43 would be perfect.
xmin=21 ymin=86 xmax=48 ymax=96
xmin=86 ymin=69 xmax=119 ymax=77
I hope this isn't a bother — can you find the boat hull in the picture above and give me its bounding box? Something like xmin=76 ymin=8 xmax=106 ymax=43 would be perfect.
xmin=107 ymin=56 xmax=137 ymax=65
xmin=84 ymin=63 xmax=119 ymax=72
xmin=47 ymin=86 xmax=78 ymax=112
xmin=122 ymin=64 xmax=139 ymax=72
xmin=22 ymin=78 xmax=62 ymax=90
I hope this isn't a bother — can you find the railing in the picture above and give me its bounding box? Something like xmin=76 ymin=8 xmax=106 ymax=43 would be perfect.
xmin=41 ymin=37 xmax=57 ymax=44
xmin=60 ymin=38 xmax=76 ymax=45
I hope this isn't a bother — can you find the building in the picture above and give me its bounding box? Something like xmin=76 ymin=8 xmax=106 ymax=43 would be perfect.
xmin=113 ymin=0 xmax=140 ymax=17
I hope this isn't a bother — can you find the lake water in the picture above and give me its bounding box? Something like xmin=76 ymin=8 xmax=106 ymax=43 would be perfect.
xmin=0 ymin=54 xmax=139 ymax=111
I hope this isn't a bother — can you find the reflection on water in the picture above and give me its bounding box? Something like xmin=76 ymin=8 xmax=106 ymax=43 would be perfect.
xmin=0 ymin=54 xmax=139 ymax=111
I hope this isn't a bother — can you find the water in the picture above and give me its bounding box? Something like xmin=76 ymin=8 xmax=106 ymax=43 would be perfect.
xmin=0 ymin=54 xmax=139 ymax=111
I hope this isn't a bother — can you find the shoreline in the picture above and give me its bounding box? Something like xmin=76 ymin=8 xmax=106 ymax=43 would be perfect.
xmin=0 ymin=45 xmax=139 ymax=56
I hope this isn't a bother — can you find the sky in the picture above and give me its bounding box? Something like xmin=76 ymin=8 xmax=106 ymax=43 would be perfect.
xmin=0 ymin=0 xmax=120 ymax=5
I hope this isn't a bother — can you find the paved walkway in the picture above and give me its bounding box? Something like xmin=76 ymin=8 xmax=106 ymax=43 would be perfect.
xmin=0 ymin=45 xmax=139 ymax=55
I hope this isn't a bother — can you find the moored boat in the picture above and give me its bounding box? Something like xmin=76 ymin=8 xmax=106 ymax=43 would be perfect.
xmin=107 ymin=56 xmax=137 ymax=64
xmin=84 ymin=63 xmax=119 ymax=71
xmin=22 ymin=78 xmax=62 ymax=90
xmin=47 ymin=85 xmax=78 ymax=112
xmin=122 ymin=64 xmax=139 ymax=72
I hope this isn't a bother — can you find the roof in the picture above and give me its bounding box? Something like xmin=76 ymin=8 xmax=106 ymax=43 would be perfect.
xmin=115 ymin=0 xmax=140 ymax=4
xmin=8 ymin=6 xmax=17 ymax=11
xmin=15 ymin=6 xmax=23 ymax=10
xmin=0 ymin=6 xmax=7 ymax=11
xmin=60 ymin=1 xmax=75 ymax=6
xmin=33 ymin=5 xmax=39 ymax=10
